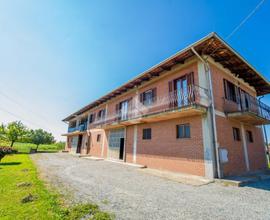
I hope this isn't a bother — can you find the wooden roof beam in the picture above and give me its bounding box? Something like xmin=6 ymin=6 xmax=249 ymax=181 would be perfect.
xmin=160 ymin=66 xmax=172 ymax=71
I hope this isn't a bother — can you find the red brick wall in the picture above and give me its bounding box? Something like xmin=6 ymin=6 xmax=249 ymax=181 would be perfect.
xmin=88 ymin=130 xmax=103 ymax=157
xmin=245 ymin=124 xmax=267 ymax=171
xmin=125 ymin=116 xmax=205 ymax=176
xmin=211 ymin=62 xmax=267 ymax=176
xmin=216 ymin=115 xmax=247 ymax=176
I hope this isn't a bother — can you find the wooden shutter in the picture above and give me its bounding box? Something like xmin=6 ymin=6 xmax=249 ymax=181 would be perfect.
xmin=140 ymin=93 xmax=144 ymax=103
xmin=223 ymin=79 xmax=228 ymax=99
xmin=187 ymin=72 xmax=194 ymax=85
xmin=168 ymin=81 xmax=173 ymax=108
xmin=115 ymin=103 xmax=120 ymax=120
xmin=152 ymin=88 xmax=157 ymax=102
xmin=128 ymin=98 xmax=132 ymax=118
xmin=235 ymin=87 xmax=240 ymax=104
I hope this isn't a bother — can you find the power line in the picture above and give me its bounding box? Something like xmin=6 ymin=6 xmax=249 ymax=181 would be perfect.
xmin=226 ymin=0 xmax=266 ymax=40
xmin=0 ymin=88 xmax=65 ymax=133
xmin=0 ymin=89 xmax=51 ymax=124
xmin=204 ymin=0 xmax=266 ymax=57
xmin=0 ymin=105 xmax=63 ymax=134
xmin=0 ymin=106 xmax=44 ymax=128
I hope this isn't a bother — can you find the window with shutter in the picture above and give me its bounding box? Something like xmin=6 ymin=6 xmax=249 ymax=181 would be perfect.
xmin=224 ymin=79 xmax=237 ymax=102
xmin=119 ymin=100 xmax=129 ymax=120
xmin=98 ymin=109 xmax=106 ymax=120
xmin=139 ymin=88 xmax=157 ymax=106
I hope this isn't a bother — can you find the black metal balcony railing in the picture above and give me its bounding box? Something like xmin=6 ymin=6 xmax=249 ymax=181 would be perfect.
xmin=93 ymin=84 xmax=209 ymax=126
xmin=68 ymin=122 xmax=87 ymax=133
xmin=224 ymin=94 xmax=270 ymax=121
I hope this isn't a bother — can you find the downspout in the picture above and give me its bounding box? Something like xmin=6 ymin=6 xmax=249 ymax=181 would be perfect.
xmin=191 ymin=47 xmax=222 ymax=179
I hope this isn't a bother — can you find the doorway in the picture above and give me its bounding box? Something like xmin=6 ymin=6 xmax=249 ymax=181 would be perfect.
xmin=119 ymin=138 xmax=125 ymax=160
xmin=174 ymin=76 xmax=188 ymax=107
xmin=108 ymin=128 xmax=125 ymax=160
xmin=76 ymin=134 xmax=83 ymax=153
xmin=86 ymin=135 xmax=91 ymax=154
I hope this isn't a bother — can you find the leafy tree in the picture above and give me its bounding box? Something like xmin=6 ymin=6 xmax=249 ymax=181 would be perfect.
xmin=2 ymin=121 xmax=27 ymax=147
xmin=29 ymin=129 xmax=55 ymax=150
xmin=0 ymin=123 xmax=5 ymax=141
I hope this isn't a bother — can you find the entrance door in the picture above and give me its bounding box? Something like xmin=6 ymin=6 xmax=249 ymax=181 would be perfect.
xmin=120 ymin=100 xmax=129 ymax=120
xmin=76 ymin=135 xmax=83 ymax=153
xmin=119 ymin=138 xmax=125 ymax=160
xmin=174 ymin=76 xmax=188 ymax=107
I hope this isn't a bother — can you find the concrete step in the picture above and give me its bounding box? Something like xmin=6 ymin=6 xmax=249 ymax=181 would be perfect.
xmin=81 ymin=156 xmax=104 ymax=161
xmin=216 ymin=170 xmax=270 ymax=187
xmin=139 ymin=168 xmax=214 ymax=186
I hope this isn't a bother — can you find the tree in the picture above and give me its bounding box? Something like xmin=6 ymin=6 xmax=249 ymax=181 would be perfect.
xmin=0 ymin=123 xmax=5 ymax=141
xmin=3 ymin=121 xmax=27 ymax=147
xmin=29 ymin=129 xmax=55 ymax=151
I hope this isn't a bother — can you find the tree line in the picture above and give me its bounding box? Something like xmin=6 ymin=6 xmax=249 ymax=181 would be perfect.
xmin=0 ymin=121 xmax=55 ymax=150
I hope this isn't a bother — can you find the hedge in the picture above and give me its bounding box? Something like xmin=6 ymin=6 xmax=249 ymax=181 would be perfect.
xmin=0 ymin=147 xmax=17 ymax=161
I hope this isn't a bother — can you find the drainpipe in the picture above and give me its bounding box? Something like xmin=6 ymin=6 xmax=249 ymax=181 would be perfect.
xmin=258 ymin=96 xmax=270 ymax=165
xmin=191 ymin=47 xmax=222 ymax=179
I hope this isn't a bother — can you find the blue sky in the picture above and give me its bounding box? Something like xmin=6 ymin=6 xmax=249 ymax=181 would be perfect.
xmin=0 ymin=0 xmax=269 ymax=140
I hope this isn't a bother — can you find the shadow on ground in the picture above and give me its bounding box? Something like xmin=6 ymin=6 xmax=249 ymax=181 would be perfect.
xmin=0 ymin=162 xmax=22 ymax=166
xmin=16 ymin=151 xmax=59 ymax=154
xmin=244 ymin=180 xmax=270 ymax=191
xmin=36 ymin=151 xmax=59 ymax=154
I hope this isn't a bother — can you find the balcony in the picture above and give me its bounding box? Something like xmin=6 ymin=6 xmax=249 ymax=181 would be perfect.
xmin=68 ymin=122 xmax=87 ymax=133
xmin=94 ymin=85 xmax=210 ymax=129
xmin=224 ymin=96 xmax=270 ymax=125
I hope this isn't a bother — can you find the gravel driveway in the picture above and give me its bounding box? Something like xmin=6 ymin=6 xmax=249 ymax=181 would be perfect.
xmin=32 ymin=153 xmax=270 ymax=220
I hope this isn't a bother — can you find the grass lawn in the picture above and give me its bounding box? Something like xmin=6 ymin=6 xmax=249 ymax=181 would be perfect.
xmin=0 ymin=153 xmax=63 ymax=219
xmin=0 ymin=151 xmax=113 ymax=219
xmin=0 ymin=141 xmax=64 ymax=153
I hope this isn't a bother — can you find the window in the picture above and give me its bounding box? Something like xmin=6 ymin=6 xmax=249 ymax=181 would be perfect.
xmin=69 ymin=120 xmax=76 ymax=128
xmin=140 ymin=88 xmax=157 ymax=106
xmin=246 ymin=130 xmax=253 ymax=143
xmin=224 ymin=79 xmax=237 ymax=102
xmin=89 ymin=113 xmax=95 ymax=123
xmin=120 ymin=100 xmax=129 ymax=120
xmin=176 ymin=124 xmax=190 ymax=138
xmin=80 ymin=117 xmax=87 ymax=125
xmin=98 ymin=109 xmax=106 ymax=120
xmin=143 ymin=128 xmax=152 ymax=140
xmin=97 ymin=134 xmax=101 ymax=142
xmin=233 ymin=127 xmax=241 ymax=141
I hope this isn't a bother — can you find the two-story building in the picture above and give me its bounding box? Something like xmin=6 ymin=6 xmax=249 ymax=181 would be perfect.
xmin=62 ymin=33 xmax=270 ymax=179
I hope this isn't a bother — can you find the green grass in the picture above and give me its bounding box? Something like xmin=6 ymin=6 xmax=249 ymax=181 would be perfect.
xmin=0 ymin=141 xmax=64 ymax=153
xmin=0 ymin=153 xmax=113 ymax=220
xmin=0 ymin=154 xmax=63 ymax=219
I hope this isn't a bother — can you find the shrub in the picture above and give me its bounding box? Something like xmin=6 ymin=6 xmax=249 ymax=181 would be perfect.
xmin=0 ymin=146 xmax=17 ymax=161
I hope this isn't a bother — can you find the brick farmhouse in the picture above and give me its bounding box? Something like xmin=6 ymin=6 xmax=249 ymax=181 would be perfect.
xmin=63 ymin=33 xmax=270 ymax=178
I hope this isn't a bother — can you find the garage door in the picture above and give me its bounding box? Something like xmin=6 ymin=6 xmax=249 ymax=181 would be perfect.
xmin=108 ymin=128 xmax=125 ymax=160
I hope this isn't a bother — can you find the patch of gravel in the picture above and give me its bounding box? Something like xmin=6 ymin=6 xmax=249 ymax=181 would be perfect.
xmin=31 ymin=153 xmax=270 ymax=220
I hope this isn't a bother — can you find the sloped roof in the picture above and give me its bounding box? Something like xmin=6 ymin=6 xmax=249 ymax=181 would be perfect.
xmin=63 ymin=32 xmax=270 ymax=121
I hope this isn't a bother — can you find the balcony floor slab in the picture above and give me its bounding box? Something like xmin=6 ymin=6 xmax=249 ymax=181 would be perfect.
xmin=226 ymin=111 xmax=270 ymax=125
